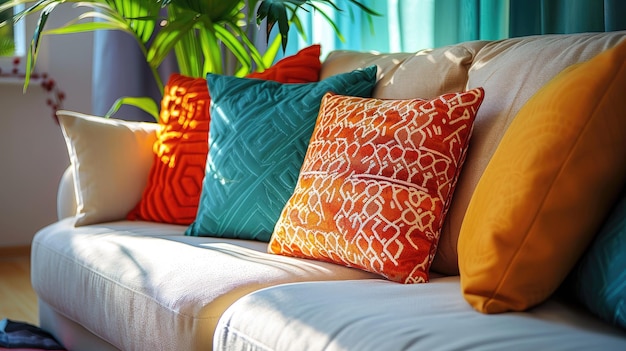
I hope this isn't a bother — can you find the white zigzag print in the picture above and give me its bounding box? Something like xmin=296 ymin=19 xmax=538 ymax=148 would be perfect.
xmin=270 ymin=89 xmax=484 ymax=283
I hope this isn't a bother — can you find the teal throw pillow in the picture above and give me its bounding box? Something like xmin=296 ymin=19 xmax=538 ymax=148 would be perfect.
xmin=571 ymin=186 xmax=626 ymax=329
xmin=186 ymin=66 xmax=377 ymax=241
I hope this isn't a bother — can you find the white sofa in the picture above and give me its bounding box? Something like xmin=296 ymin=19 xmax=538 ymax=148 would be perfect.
xmin=32 ymin=31 xmax=626 ymax=350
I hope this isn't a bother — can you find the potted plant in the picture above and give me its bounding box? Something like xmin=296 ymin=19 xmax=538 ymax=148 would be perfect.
xmin=0 ymin=0 xmax=377 ymax=118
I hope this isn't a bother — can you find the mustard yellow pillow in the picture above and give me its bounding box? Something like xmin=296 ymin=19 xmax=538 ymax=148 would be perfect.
xmin=459 ymin=39 xmax=626 ymax=313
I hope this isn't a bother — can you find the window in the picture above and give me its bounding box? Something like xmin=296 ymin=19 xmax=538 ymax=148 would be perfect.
xmin=0 ymin=1 xmax=25 ymax=73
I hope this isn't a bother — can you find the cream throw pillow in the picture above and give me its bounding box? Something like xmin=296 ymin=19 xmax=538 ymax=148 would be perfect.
xmin=57 ymin=111 xmax=160 ymax=226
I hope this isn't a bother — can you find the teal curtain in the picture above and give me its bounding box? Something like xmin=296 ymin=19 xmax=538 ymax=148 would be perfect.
xmin=510 ymin=0 xmax=626 ymax=37
xmin=280 ymin=0 xmax=626 ymax=58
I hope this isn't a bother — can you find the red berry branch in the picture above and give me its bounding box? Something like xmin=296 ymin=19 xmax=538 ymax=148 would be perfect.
xmin=0 ymin=57 xmax=65 ymax=123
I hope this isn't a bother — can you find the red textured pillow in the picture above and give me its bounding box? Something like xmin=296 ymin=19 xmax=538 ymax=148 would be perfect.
xmin=127 ymin=45 xmax=322 ymax=224
xmin=269 ymin=89 xmax=485 ymax=283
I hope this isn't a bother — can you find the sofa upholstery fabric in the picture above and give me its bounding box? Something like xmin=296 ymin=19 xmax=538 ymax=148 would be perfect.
xmin=215 ymin=276 xmax=626 ymax=351
xmin=31 ymin=218 xmax=379 ymax=351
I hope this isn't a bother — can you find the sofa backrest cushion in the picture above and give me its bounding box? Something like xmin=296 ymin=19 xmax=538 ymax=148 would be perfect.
xmin=458 ymin=37 xmax=626 ymax=313
xmin=320 ymin=41 xmax=487 ymax=100
xmin=57 ymin=167 xmax=77 ymax=220
xmin=436 ymin=31 xmax=626 ymax=275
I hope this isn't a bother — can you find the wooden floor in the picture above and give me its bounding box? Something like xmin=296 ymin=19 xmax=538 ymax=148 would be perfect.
xmin=0 ymin=246 xmax=39 ymax=325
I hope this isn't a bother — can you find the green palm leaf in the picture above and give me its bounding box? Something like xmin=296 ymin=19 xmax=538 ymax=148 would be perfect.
xmin=42 ymin=11 xmax=133 ymax=35
xmin=0 ymin=37 xmax=14 ymax=56
xmin=146 ymin=10 xmax=198 ymax=70
xmin=217 ymin=23 xmax=267 ymax=76
xmin=162 ymin=0 xmax=243 ymax=22
xmin=105 ymin=96 xmax=160 ymax=121
xmin=108 ymin=0 xmax=160 ymax=44
xmin=24 ymin=2 xmax=60 ymax=91
xmin=199 ymin=25 xmax=222 ymax=74
xmin=256 ymin=0 xmax=379 ymax=50
xmin=173 ymin=25 xmax=203 ymax=77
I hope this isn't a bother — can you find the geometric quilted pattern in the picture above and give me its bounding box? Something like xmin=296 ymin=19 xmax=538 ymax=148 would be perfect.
xmin=269 ymin=89 xmax=485 ymax=283
xmin=127 ymin=45 xmax=323 ymax=225
xmin=127 ymin=74 xmax=210 ymax=224
xmin=186 ymin=66 xmax=378 ymax=241
xmin=571 ymin=187 xmax=626 ymax=330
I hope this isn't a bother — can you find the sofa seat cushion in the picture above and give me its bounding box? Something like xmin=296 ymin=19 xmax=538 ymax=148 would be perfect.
xmin=215 ymin=276 xmax=626 ymax=351
xmin=30 ymin=218 xmax=380 ymax=351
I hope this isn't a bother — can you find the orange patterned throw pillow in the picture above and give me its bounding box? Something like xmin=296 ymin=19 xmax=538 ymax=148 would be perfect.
xmin=269 ymin=89 xmax=485 ymax=283
xmin=127 ymin=74 xmax=210 ymax=224
xmin=127 ymin=45 xmax=322 ymax=224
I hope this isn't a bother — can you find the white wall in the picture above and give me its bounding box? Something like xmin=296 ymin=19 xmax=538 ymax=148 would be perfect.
xmin=0 ymin=5 xmax=93 ymax=247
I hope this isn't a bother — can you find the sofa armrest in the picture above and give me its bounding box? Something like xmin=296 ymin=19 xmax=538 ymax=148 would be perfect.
xmin=57 ymin=166 xmax=77 ymax=221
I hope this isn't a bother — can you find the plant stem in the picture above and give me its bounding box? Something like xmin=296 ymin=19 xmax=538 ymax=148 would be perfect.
xmin=137 ymin=41 xmax=164 ymax=94
xmin=127 ymin=26 xmax=164 ymax=94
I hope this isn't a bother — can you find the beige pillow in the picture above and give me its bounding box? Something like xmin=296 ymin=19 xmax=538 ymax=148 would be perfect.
xmin=320 ymin=41 xmax=487 ymax=100
xmin=57 ymin=111 xmax=160 ymax=226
